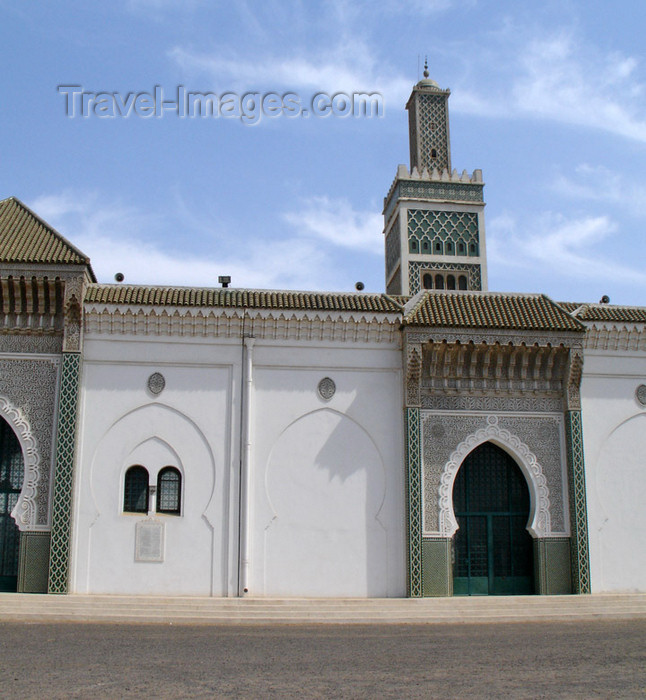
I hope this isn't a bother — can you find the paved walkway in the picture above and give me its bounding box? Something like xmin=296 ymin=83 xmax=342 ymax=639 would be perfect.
xmin=1 ymin=619 xmax=644 ymax=698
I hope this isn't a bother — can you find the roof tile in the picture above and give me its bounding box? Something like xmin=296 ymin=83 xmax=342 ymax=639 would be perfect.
xmin=560 ymin=302 xmax=646 ymax=323
xmin=403 ymin=291 xmax=584 ymax=332
xmin=0 ymin=197 xmax=92 ymax=269
xmin=85 ymin=284 xmax=405 ymax=314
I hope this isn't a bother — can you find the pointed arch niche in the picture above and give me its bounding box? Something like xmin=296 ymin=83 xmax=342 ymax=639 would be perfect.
xmin=75 ymin=402 xmax=219 ymax=596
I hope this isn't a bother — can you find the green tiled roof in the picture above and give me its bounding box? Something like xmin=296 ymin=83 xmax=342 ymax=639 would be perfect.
xmin=560 ymin=302 xmax=646 ymax=323
xmin=555 ymin=301 xmax=580 ymax=313
xmin=0 ymin=197 xmax=93 ymax=273
xmin=85 ymin=284 xmax=405 ymax=313
xmin=403 ymin=291 xmax=584 ymax=331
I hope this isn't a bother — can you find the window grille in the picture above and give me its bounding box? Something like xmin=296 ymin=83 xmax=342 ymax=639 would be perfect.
xmin=157 ymin=467 xmax=181 ymax=515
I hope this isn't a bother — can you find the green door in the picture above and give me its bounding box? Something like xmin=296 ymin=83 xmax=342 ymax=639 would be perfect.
xmin=0 ymin=418 xmax=24 ymax=592
xmin=453 ymin=442 xmax=534 ymax=596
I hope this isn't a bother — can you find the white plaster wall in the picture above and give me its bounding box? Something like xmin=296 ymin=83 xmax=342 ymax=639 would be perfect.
xmin=71 ymin=332 xmax=405 ymax=598
xmin=581 ymin=351 xmax=646 ymax=592
xmin=250 ymin=343 xmax=405 ymax=597
xmin=71 ymin=338 xmax=240 ymax=596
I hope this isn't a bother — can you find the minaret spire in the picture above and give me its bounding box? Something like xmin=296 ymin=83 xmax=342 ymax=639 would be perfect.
xmin=407 ymin=68 xmax=451 ymax=173
xmin=382 ymin=73 xmax=488 ymax=296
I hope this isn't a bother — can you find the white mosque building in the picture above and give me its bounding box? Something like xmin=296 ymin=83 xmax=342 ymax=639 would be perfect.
xmin=0 ymin=72 xmax=644 ymax=598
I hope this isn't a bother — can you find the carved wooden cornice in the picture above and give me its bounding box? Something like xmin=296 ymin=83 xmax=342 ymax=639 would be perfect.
xmin=420 ymin=339 xmax=570 ymax=398
xmin=62 ymin=276 xmax=85 ymax=353
xmin=0 ymin=275 xmax=65 ymax=336
xmin=404 ymin=326 xmax=583 ymax=348
xmin=404 ymin=338 xmax=422 ymax=407
xmin=564 ymin=349 xmax=584 ymax=411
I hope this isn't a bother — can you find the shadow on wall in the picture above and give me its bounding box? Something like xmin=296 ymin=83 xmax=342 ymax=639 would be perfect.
xmin=263 ymin=401 xmax=391 ymax=597
xmin=593 ymin=412 xmax=646 ymax=591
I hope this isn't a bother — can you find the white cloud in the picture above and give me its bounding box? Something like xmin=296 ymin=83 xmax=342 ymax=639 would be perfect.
xmin=487 ymin=211 xmax=646 ymax=285
xmin=31 ymin=191 xmax=160 ymax=243
xmin=80 ymin=232 xmax=327 ymax=290
xmin=283 ymin=196 xmax=382 ymax=251
xmin=552 ymin=164 xmax=646 ymax=218
xmin=452 ymin=30 xmax=646 ymax=143
xmin=168 ymin=44 xmax=410 ymax=111
xmin=27 ymin=191 xmax=381 ymax=291
xmin=167 ymin=15 xmax=646 ymax=142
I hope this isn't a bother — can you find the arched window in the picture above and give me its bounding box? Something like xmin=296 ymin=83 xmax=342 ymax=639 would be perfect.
xmin=124 ymin=466 xmax=149 ymax=513
xmin=431 ymin=148 xmax=437 ymax=159
xmin=458 ymin=242 xmax=466 ymax=255
xmin=157 ymin=467 xmax=182 ymax=515
xmin=445 ymin=241 xmax=454 ymax=255
xmin=409 ymin=240 xmax=419 ymax=253
xmin=458 ymin=275 xmax=468 ymax=290
xmin=435 ymin=274 xmax=445 ymax=290
xmin=447 ymin=275 xmax=456 ymax=290
xmin=423 ymin=273 xmax=433 ymax=289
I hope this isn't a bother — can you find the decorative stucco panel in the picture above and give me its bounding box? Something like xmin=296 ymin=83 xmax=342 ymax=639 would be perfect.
xmin=421 ymin=412 xmax=567 ymax=537
xmin=0 ymin=357 xmax=60 ymax=527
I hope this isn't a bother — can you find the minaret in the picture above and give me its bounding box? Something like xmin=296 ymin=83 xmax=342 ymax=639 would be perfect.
xmin=383 ymin=62 xmax=487 ymax=295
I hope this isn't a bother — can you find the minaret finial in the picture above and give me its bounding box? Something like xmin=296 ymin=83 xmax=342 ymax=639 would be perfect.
xmin=423 ymin=56 xmax=429 ymax=79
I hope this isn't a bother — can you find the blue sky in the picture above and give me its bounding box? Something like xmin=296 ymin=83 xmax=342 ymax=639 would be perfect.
xmin=1 ymin=0 xmax=645 ymax=304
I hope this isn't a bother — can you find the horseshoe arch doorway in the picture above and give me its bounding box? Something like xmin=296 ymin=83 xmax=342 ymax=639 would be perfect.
xmin=0 ymin=417 xmax=24 ymax=592
xmin=452 ymin=442 xmax=534 ymax=596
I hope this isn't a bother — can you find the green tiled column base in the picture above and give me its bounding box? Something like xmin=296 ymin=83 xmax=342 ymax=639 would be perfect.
xmin=18 ymin=532 xmax=51 ymax=593
xmin=534 ymin=538 xmax=572 ymax=595
xmin=48 ymin=353 xmax=81 ymax=594
xmin=405 ymin=408 xmax=422 ymax=597
xmin=565 ymin=410 xmax=591 ymax=594
xmin=422 ymin=538 xmax=452 ymax=597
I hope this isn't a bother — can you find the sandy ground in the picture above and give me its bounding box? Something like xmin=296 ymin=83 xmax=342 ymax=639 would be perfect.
xmin=0 ymin=619 xmax=644 ymax=698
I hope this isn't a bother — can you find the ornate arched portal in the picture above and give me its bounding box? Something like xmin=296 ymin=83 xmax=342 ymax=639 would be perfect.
xmin=452 ymin=441 xmax=534 ymax=596
xmin=0 ymin=416 xmax=25 ymax=591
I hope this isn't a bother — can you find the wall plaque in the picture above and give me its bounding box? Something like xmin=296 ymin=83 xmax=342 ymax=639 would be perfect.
xmin=135 ymin=519 xmax=164 ymax=562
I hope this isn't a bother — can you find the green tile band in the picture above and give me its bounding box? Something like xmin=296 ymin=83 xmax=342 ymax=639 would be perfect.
xmin=48 ymin=353 xmax=81 ymax=593
xmin=422 ymin=538 xmax=452 ymax=596
xmin=405 ymin=407 xmax=422 ymax=597
xmin=534 ymin=538 xmax=571 ymax=595
xmin=18 ymin=532 xmax=51 ymax=593
xmin=565 ymin=410 xmax=590 ymax=594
